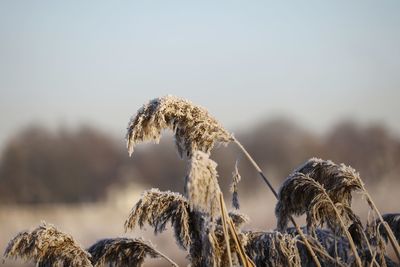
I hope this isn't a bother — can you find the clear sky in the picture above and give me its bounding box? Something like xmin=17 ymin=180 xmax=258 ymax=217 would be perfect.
xmin=1 ymin=1 xmax=400 ymax=149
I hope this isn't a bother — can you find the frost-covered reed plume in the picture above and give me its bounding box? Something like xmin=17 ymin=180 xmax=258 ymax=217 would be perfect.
xmin=295 ymin=158 xmax=363 ymax=206
xmin=88 ymin=237 xmax=177 ymax=267
xmin=124 ymin=188 xmax=192 ymax=249
xmin=4 ymin=223 xmax=92 ymax=267
xmin=275 ymin=172 xmax=363 ymax=267
xmin=244 ymin=231 xmax=301 ymax=267
xmin=185 ymin=150 xmax=221 ymax=221
xmin=275 ymin=172 xmax=360 ymax=232
xmin=292 ymin=158 xmax=400 ymax=262
xmin=126 ymin=95 xmax=233 ymax=158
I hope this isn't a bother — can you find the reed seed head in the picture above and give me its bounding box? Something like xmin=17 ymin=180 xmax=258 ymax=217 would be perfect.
xmin=124 ymin=188 xmax=191 ymax=249
xmin=276 ymin=172 xmax=358 ymax=232
xmin=4 ymin=223 xmax=92 ymax=267
xmin=126 ymin=95 xmax=233 ymax=158
xmin=87 ymin=237 xmax=161 ymax=267
xmin=295 ymin=158 xmax=363 ymax=205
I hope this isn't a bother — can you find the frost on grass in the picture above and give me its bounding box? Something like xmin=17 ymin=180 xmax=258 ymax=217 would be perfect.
xmin=88 ymin=237 xmax=163 ymax=267
xmin=126 ymin=95 xmax=233 ymax=158
xmin=4 ymin=223 xmax=92 ymax=267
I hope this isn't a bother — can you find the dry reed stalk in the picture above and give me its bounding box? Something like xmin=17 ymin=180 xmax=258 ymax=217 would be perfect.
xmin=227 ymin=219 xmax=256 ymax=267
xmin=87 ymin=237 xmax=178 ymax=267
xmin=185 ymin=151 xmax=221 ymax=221
xmin=4 ymin=223 xmax=92 ymax=267
xmin=365 ymin=195 xmax=400 ymax=263
xmin=379 ymin=213 xmax=400 ymax=243
xmin=218 ymin=193 xmax=233 ymax=267
xmin=126 ymin=95 xmax=233 ymax=158
xmin=218 ymin=192 xmax=255 ymax=267
xmin=296 ymin=240 xmax=346 ymax=267
xmin=124 ymin=189 xmax=191 ymax=249
xmin=285 ymin=227 xmax=347 ymax=266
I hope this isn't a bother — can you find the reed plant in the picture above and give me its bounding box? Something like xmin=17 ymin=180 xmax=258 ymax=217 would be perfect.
xmin=4 ymin=95 xmax=399 ymax=267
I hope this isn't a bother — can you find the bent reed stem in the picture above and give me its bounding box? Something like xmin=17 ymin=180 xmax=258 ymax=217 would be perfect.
xmin=219 ymin=193 xmax=233 ymax=267
xmin=153 ymin=248 xmax=179 ymax=267
xmin=363 ymin=190 xmax=400 ymax=263
xmin=315 ymin=186 xmax=363 ymax=267
xmin=219 ymin=192 xmax=255 ymax=267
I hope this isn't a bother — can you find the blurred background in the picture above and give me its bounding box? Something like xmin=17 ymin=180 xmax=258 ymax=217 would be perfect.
xmin=1 ymin=1 xmax=400 ymax=266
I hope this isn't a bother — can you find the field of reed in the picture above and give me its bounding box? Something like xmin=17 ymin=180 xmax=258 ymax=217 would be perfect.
xmin=3 ymin=95 xmax=400 ymax=267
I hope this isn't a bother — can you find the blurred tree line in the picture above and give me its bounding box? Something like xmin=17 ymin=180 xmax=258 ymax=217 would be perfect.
xmin=0 ymin=119 xmax=399 ymax=204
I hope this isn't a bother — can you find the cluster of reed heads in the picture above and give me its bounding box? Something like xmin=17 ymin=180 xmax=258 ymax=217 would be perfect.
xmin=4 ymin=95 xmax=400 ymax=267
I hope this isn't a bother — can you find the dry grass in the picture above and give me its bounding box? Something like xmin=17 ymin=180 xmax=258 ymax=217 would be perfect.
xmin=4 ymin=95 xmax=400 ymax=267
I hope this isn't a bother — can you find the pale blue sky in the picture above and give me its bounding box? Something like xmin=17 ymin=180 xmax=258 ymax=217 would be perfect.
xmin=1 ymin=1 xmax=400 ymax=149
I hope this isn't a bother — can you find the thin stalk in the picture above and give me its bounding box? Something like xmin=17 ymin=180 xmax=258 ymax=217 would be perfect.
xmin=296 ymin=240 xmax=346 ymax=267
xmin=361 ymin=229 xmax=380 ymax=267
xmin=315 ymin=186 xmax=362 ymax=267
xmin=219 ymin=193 xmax=233 ymax=267
xmin=219 ymin=192 xmax=255 ymax=267
xmin=233 ymin=138 xmax=277 ymax=198
xmin=153 ymin=247 xmax=179 ymax=267
xmin=363 ymin=190 xmax=400 ymax=263
xmin=331 ymin=205 xmax=362 ymax=267
xmin=227 ymin=218 xmax=256 ymax=267
xmin=234 ymin=138 xmax=322 ymax=267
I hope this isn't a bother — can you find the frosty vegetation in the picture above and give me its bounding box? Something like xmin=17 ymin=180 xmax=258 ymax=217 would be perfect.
xmin=4 ymin=95 xmax=400 ymax=267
